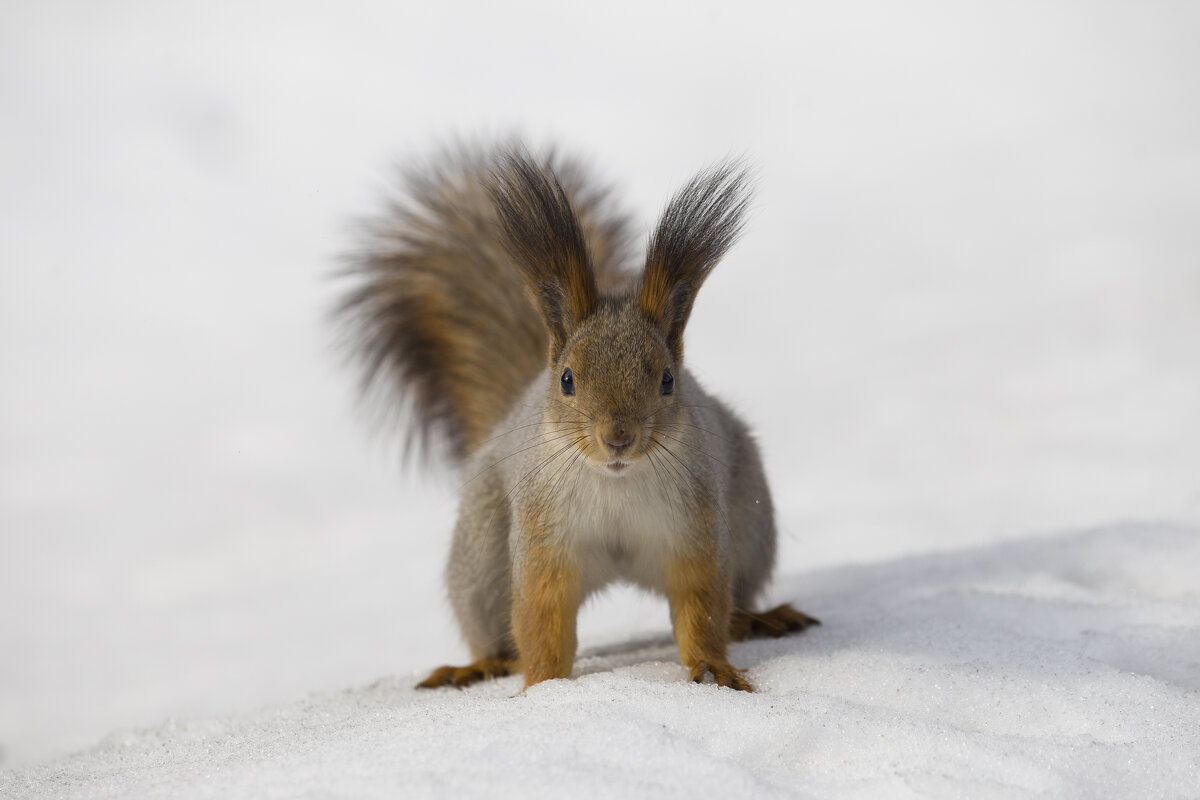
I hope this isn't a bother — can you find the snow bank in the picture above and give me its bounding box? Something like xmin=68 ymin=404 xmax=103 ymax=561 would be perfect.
xmin=5 ymin=523 xmax=1197 ymax=799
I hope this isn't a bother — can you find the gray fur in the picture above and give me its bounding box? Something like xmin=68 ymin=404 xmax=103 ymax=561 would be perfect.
xmin=446 ymin=362 xmax=777 ymax=661
xmin=341 ymin=144 xmax=801 ymax=688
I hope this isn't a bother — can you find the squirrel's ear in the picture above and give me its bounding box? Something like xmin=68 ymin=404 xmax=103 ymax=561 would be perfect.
xmin=638 ymin=161 xmax=752 ymax=361
xmin=491 ymin=150 xmax=598 ymax=363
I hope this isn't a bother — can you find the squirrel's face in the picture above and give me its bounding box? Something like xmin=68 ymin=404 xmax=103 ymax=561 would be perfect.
xmin=549 ymin=303 xmax=680 ymax=476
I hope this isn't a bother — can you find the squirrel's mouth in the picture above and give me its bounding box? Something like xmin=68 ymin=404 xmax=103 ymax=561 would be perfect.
xmin=604 ymin=459 xmax=631 ymax=474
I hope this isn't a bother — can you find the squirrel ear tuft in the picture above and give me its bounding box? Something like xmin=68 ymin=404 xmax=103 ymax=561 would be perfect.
xmin=490 ymin=149 xmax=598 ymax=362
xmin=638 ymin=161 xmax=752 ymax=361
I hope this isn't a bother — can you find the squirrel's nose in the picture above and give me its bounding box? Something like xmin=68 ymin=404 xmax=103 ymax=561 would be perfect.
xmin=601 ymin=422 xmax=637 ymax=456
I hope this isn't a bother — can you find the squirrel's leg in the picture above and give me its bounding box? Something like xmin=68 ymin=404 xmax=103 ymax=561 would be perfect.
xmin=511 ymin=517 xmax=581 ymax=688
xmin=418 ymin=477 xmax=519 ymax=690
xmin=666 ymin=543 xmax=753 ymax=692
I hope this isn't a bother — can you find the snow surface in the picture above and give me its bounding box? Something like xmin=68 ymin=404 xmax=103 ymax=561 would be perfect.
xmin=2 ymin=0 xmax=1199 ymax=795
xmin=3 ymin=523 xmax=1198 ymax=799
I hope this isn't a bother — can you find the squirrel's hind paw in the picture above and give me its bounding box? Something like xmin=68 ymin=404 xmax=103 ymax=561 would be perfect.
xmin=730 ymin=603 xmax=821 ymax=641
xmin=416 ymin=657 xmax=516 ymax=689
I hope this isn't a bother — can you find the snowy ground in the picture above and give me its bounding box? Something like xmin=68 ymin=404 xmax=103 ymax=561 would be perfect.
xmin=2 ymin=0 xmax=1199 ymax=796
xmin=3 ymin=523 xmax=1198 ymax=799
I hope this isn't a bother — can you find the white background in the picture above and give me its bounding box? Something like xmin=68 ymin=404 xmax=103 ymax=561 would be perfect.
xmin=2 ymin=0 xmax=1197 ymax=767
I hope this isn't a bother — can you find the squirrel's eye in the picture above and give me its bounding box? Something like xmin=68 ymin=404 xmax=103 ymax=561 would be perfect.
xmin=660 ymin=368 xmax=674 ymax=396
xmin=560 ymin=368 xmax=575 ymax=396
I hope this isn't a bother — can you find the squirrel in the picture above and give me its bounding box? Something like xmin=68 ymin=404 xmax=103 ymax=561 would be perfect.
xmin=337 ymin=142 xmax=819 ymax=692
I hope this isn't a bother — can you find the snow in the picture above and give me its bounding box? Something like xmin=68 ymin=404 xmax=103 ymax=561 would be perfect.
xmin=3 ymin=523 xmax=1198 ymax=799
xmin=2 ymin=0 xmax=1200 ymax=796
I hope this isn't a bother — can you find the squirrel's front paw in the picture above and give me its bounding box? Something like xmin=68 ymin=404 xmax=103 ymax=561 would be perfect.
xmin=689 ymin=660 xmax=753 ymax=692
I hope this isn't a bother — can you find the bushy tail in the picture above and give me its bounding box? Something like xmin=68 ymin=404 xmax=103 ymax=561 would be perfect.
xmin=336 ymin=143 xmax=634 ymax=465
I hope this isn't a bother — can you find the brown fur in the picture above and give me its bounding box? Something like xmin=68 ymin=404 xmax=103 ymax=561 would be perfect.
xmin=540 ymin=302 xmax=672 ymax=464
xmin=638 ymin=162 xmax=751 ymax=361
xmin=511 ymin=511 xmax=581 ymax=687
xmin=490 ymin=151 xmax=600 ymax=363
xmin=340 ymin=142 xmax=819 ymax=694
xmin=666 ymin=532 xmax=752 ymax=691
xmin=336 ymin=144 xmax=633 ymax=463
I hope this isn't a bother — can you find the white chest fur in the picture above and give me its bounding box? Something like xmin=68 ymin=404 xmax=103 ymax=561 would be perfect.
xmin=551 ymin=461 xmax=692 ymax=597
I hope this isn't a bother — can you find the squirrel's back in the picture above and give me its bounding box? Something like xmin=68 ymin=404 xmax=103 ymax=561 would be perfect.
xmin=336 ymin=144 xmax=635 ymax=463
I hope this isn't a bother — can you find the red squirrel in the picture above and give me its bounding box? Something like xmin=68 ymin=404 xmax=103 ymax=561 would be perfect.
xmin=338 ymin=143 xmax=818 ymax=691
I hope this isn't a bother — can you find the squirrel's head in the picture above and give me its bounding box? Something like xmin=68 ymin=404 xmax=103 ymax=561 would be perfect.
xmin=491 ymin=151 xmax=750 ymax=475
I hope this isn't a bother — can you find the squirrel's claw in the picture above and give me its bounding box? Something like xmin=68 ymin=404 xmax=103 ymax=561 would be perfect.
xmin=690 ymin=660 xmax=754 ymax=692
